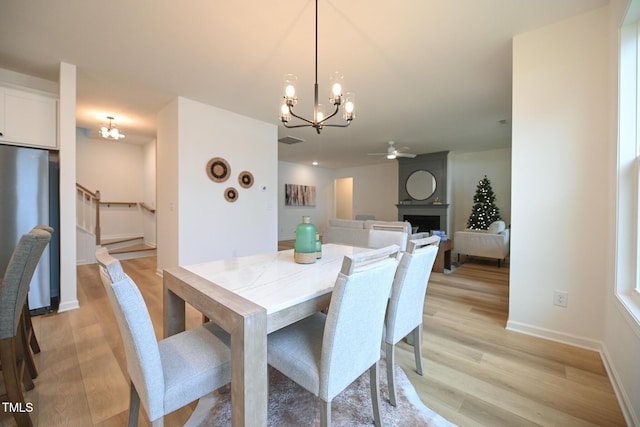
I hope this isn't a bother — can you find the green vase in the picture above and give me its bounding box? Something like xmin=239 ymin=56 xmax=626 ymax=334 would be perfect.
xmin=294 ymin=216 xmax=317 ymax=264
xmin=315 ymin=232 xmax=322 ymax=259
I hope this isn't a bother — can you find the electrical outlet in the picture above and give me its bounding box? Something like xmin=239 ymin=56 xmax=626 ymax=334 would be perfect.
xmin=553 ymin=290 xmax=568 ymax=307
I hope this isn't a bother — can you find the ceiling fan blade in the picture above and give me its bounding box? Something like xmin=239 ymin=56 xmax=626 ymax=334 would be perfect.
xmin=395 ymin=152 xmax=416 ymax=158
xmin=367 ymin=152 xmax=388 ymax=156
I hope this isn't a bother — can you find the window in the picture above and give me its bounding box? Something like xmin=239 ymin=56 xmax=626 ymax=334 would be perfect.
xmin=617 ymin=8 xmax=640 ymax=326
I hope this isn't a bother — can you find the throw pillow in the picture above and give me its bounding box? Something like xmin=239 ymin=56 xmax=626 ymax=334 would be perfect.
xmin=488 ymin=221 xmax=506 ymax=234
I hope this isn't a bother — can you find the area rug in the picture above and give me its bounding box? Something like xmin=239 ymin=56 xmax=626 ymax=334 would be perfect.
xmin=186 ymin=356 xmax=456 ymax=427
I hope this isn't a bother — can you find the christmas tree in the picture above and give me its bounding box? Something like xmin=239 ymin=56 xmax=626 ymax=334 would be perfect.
xmin=466 ymin=175 xmax=502 ymax=230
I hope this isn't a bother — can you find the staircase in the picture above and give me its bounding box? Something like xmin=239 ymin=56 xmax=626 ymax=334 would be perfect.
xmin=76 ymin=183 xmax=157 ymax=264
xmin=100 ymin=236 xmax=156 ymax=260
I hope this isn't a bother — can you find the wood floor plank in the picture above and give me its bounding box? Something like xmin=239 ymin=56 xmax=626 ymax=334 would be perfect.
xmin=30 ymin=311 xmax=94 ymax=427
xmin=73 ymin=323 xmax=129 ymax=425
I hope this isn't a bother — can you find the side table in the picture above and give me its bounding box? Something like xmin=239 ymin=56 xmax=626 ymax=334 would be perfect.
xmin=433 ymin=239 xmax=452 ymax=273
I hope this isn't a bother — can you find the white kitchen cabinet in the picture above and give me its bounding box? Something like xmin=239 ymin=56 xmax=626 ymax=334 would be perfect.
xmin=0 ymin=86 xmax=58 ymax=149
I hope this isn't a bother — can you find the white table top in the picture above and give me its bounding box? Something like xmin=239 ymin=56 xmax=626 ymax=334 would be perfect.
xmin=184 ymin=243 xmax=368 ymax=315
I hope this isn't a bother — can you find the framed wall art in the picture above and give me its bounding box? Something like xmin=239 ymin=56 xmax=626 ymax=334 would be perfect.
xmin=285 ymin=184 xmax=316 ymax=206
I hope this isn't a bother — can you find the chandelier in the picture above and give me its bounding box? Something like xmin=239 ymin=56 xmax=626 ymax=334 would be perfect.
xmin=100 ymin=116 xmax=125 ymax=140
xmin=279 ymin=0 xmax=355 ymax=134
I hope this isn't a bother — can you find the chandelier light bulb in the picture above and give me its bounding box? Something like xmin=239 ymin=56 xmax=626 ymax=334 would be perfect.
xmin=343 ymin=92 xmax=355 ymax=120
xmin=283 ymin=74 xmax=298 ymax=101
xmin=279 ymin=101 xmax=291 ymax=122
xmin=329 ymin=71 xmax=344 ymax=105
xmin=331 ymin=82 xmax=342 ymax=96
xmin=345 ymin=101 xmax=354 ymax=113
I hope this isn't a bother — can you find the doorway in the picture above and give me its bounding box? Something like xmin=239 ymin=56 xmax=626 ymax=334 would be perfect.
xmin=334 ymin=177 xmax=353 ymax=219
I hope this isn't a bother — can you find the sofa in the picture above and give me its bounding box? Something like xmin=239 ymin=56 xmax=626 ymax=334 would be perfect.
xmin=453 ymin=220 xmax=510 ymax=267
xmin=322 ymin=218 xmax=412 ymax=251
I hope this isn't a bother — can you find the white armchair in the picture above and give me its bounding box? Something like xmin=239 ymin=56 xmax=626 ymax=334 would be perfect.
xmin=454 ymin=220 xmax=510 ymax=267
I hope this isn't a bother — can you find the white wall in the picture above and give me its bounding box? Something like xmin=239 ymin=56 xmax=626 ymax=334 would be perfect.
xmin=142 ymin=140 xmax=156 ymax=246
xmin=334 ymin=161 xmax=399 ymax=221
xmin=76 ymin=133 xmax=146 ymax=240
xmin=450 ymin=148 xmax=512 ymax=239
xmin=278 ymin=161 xmax=334 ymax=240
xmin=156 ymin=99 xmax=179 ymax=271
xmin=157 ymin=97 xmax=278 ymax=269
xmin=510 ymin=7 xmax=611 ymax=349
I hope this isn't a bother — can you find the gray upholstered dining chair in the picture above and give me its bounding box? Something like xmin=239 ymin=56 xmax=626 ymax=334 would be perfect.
xmin=95 ymin=248 xmax=231 ymax=427
xmin=384 ymin=235 xmax=439 ymax=406
xmin=23 ymin=225 xmax=53 ymax=359
xmin=0 ymin=228 xmax=52 ymax=427
xmin=267 ymin=245 xmax=401 ymax=427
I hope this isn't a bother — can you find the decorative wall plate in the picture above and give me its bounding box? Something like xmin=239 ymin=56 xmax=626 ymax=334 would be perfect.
xmin=224 ymin=187 xmax=238 ymax=203
xmin=238 ymin=171 xmax=254 ymax=189
xmin=206 ymin=157 xmax=231 ymax=183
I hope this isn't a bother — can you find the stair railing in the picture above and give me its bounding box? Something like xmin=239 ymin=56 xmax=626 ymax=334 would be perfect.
xmin=76 ymin=183 xmax=101 ymax=244
xmin=139 ymin=202 xmax=156 ymax=214
xmin=77 ymin=183 xmax=156 ymax=246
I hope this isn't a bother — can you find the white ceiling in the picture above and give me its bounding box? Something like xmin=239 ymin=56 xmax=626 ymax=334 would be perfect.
xmin=0 ymin=0 xmax=609 ymax=168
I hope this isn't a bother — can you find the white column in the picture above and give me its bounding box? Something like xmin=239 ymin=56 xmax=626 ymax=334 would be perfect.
xmin=57 ymin=62 xmax=79 ymax=312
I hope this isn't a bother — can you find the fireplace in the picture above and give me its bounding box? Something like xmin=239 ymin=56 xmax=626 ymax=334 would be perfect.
xmin=403 ymin=215 xmax=440 ymax=233
xmin=396 ymin=203 xmax=448 ymax=234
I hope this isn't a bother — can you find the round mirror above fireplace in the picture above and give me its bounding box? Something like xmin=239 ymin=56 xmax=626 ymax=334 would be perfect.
xmin=406 ymin=169 xmax=436 ymax=200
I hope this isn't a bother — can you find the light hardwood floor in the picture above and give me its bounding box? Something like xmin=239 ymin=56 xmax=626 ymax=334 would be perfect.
xmin=1 ymin=252 xmax=627 ymax=426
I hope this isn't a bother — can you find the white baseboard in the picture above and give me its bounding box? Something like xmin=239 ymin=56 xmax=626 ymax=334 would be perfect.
xmin=506 ymin=320 xmax=602 ymax=351
xmin=57 ymin=299 xmax=80 ymax=312
xmin=599 ymin=346 xmax=639 ymax=427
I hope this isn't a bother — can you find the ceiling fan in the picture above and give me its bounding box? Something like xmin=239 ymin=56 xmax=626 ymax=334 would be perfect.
xmin=368 ymin=141 xmax=417 ymax=159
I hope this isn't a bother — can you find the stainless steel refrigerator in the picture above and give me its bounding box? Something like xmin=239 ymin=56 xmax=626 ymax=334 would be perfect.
xmin=0 ymin=143 xmax=60 ymax=313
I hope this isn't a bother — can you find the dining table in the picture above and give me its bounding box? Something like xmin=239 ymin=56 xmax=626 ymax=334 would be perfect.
xmin=162 ymin=243 xmax=370 ymax=427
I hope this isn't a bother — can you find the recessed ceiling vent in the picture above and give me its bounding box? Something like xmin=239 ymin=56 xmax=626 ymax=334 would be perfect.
xmin=278 ymin=135 xmax=305 ymax=145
